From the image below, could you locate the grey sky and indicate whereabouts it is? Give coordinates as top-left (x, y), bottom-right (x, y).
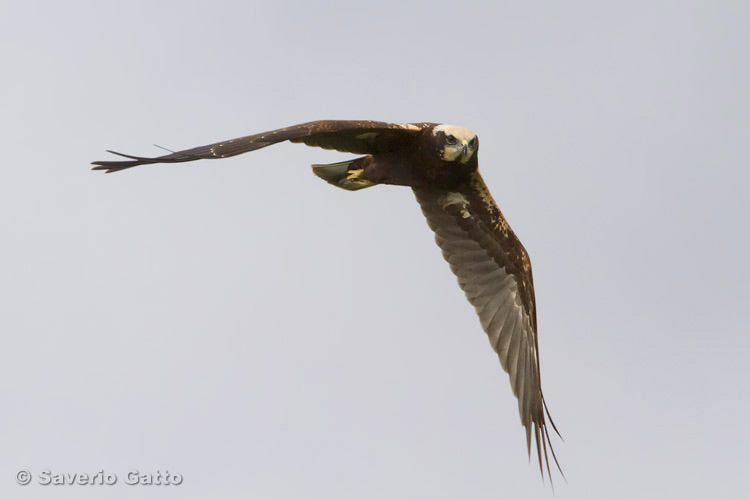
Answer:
top-left (2, 1), bottom-right (749, 499)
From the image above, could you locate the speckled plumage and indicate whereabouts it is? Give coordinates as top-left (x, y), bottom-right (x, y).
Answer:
top-left (92, 120), bottom-right (562, 482)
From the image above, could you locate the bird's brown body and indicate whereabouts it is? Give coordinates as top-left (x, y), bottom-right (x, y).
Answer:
top-left (333, 146), bottom-right (478, 190)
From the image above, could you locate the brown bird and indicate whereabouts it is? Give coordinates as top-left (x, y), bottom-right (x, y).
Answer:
top-left (93, 120), bottom-right (562, 481)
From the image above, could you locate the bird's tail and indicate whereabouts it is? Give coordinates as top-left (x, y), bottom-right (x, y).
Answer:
top-left (311, 159), bottom-right (376, 191)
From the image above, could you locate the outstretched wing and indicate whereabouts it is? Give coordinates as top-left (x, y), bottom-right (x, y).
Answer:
top-left (92, 120), bottom-right (433, 173)
top-left (413, 171), bottom-right (562, 481)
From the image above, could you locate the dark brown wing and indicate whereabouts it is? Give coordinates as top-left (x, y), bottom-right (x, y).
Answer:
top-left (413, 171), bottom-right (562, 481)
top-left (92, 120), bottom-right (434, 173)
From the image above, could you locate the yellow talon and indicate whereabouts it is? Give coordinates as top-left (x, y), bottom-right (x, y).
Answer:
top-left (346, 168), bottom-right (365, 180)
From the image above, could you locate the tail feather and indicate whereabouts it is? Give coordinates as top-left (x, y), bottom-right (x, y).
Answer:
top-left (311, 159), bottom-right (376, 191)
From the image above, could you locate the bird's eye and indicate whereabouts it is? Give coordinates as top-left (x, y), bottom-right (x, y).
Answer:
top-left (446, 134), bottom-right (457, 145)
top-left (469, 137), bottom-right (477, 148)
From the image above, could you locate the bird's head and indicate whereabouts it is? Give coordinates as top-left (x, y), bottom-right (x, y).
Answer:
top-left (432, 124), bottom-right (479, 164)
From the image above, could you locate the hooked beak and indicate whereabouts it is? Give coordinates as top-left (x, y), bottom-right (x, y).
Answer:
top-left (460, 140), bottom-right (471, 163)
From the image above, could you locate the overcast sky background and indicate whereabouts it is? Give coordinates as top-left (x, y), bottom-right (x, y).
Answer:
top-left (2, 1), bottom-right (749, 499)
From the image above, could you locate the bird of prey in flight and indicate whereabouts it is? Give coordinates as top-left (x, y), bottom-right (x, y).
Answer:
top-left (92, 120), bottom-right (562, 481)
